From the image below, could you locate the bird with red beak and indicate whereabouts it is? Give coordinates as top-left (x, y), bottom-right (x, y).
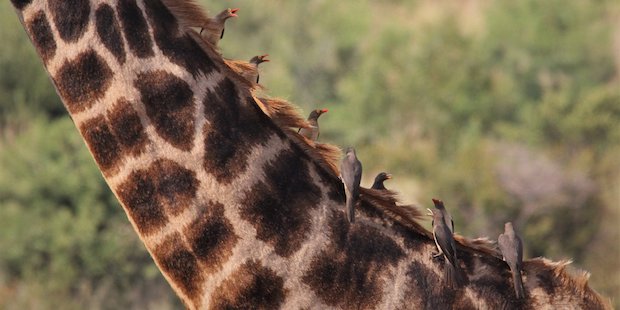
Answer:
top-left (298, 109), bottom-right (328, 141)
top-left (201, 8), bottom-right (239, 46)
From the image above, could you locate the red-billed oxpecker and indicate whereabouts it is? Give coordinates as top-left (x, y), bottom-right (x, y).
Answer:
top-left (428, 198), bottom-right (466, 288)
top-left (201, 8), bottom-right (238, 46)
top-left (498, 222), bottom-right (526, 299)
top-left (340, 147), bottom-right (362, 223)
top-left (298, 109), bottom-right (328, 141)
top-left (371, 172), bottom-right (392, 190)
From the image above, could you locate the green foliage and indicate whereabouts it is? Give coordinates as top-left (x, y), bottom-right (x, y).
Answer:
top-left (0, 118), bottom-right (180, 309)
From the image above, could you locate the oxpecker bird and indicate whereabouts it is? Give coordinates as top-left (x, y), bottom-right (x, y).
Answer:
top-left (428, 198), bottom-right (465, 288)
top-left (298, 109), bottom-right (328, 141)
top-left (201, 8), bottom-right (239, 46)
top-left (248, 54), bottom-right (269, 83)
top-left (340, 147), bottom-right (362, 223)
top-left (498, 222), bottom-right (525, 299)
top-left (371, 172), bottom-right (392, 190)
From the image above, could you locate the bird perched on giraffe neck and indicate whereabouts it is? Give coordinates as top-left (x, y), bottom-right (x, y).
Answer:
top-left (498, 222), bottom-right (526, 299)
top-left (371, 172), bottom-right (392, 190)
top-left (340, 147), bottom-right (362, 223)
top-left (225, 54), bottom-right (269, 85)
top-left (298, 109), bottom-right (328, 141)
top-left (201, 8), bottom-right (238, 46)
top-left (428, 198), bottom-right (466, 288)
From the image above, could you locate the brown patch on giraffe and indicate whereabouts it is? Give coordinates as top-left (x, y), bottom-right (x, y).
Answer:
top-left (392, 221), bottom-right (428, 251)
top-left (10, 0), bottom-right (32, 10)
top-left (202, 78), bottom-right (272, 184)
top-left (117, 0), bottom-right (154, 58)
top-left (116, 159), bottom-right (199, 235)
top-left (185, 201), bottom-right (238, 274)
top-left (27, 11), bottom-right (56, 64)
top-left (143, 0), bottom-right (219, 77)
top-left (303, 210), bottom-right (405, 308)
top-left (95, 4), bottom-right (126, 65)
top-left (403, 260), bottom-right (476, 309)
top-left (315, 161), bottom-right (345, 202)
top-left (153, 233), bottom-right (204, 306)
top-left (54, 50), bottom-right (113, 114)
top-left (240, 149), bottom-right (321, 257)
top-left (134, 70), bottom-right (195, 151)
top-left (80, 116), bottom-right (122, 176)
top-left (48, 0), bottom-right (89, 43)
top-left (106, 98), bottom-right (148, 157)
top-left (209, 260), bottom-right (286, 310)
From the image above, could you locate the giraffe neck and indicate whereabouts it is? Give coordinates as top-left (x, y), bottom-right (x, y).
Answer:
top-left (12, 0), bottom-right (611, 309)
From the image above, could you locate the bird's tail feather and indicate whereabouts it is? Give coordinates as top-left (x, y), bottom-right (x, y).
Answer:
top-left (346, 197), bottom-right (356, 223)
top-left (513, 267), bottom-right (525, 299)
top-left (445, 262), bottom-right (467, 289)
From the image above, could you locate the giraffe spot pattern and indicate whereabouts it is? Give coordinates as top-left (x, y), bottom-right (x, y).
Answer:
top-left (10, 0), bottom-right (32, 10)
top-left (392, 222), bottom-right (428, 251)
top-left (143, 0), bottom-right (219, 77)
top-left (54, 50), bottom-right (113, 114)
top-left (117, 0), bottom-right (154, 58)
top-left (314, 153), bottom-right (345, 203)
top-left (117, 159), bottom-right (199, 235)
top-left (202, 79), bottom-right (272, 184)
top-left (106, 98), bottom-right (148, 157)
top-left (240, 149), bottom-right (321, 257)
top-left (134, 70), bottom-right (195, 151)
top-left (209, 260), bottom-right (286, 310)
top-left (48, 0), bottom-right (89, 43)
top-left (185, 201), bottom-right (238, 274)
top-left (80, 116), bottom-right (122, 176)
top-left (95, 4), bottom-right (126, 65)
top-left (302, 210), bottom-right (405, 309)
top-left (27, 11), bottom-right (56, 64)
top-left (403, 261), bottom-right (475, 309)
top-left (153, 233), bottom-right (204, 306)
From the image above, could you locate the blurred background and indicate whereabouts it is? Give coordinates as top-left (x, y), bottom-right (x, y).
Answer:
top-left (1, 0), bottom-right (618, 308)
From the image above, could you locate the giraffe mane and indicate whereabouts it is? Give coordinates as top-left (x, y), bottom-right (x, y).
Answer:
top-left (158, 1), bottom-right (610, 306)
top-left (161, 0), bottom-right (211, 29)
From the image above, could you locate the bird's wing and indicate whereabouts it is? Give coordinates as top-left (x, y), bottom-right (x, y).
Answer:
top-left (515, 234), bottom-right (524, 263)
top-left (435, 224), bottom-right (458, 266)
top-left (498, 234), bottom-right (518, 264)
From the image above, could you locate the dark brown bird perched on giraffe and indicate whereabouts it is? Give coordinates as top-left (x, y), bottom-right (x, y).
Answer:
top-left (498, 222), bottom-right (526, 299)
top-left (200, 8), bottom-right (238, 46)
top-left (226, 54), bottom-right (270, 84)
top-left (428, 198), bottom-right (467, 288)
top-left (371, 172), bottom-right (392, 190)
top-left (340, 147), bottom-right (362, 223)
top-left (298, 109), bottom-right (328, 141)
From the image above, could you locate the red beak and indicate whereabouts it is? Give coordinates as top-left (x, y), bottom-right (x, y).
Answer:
top-left (260, 54), bottom-right (270, 63)
top-left (230, 8), bottom-right (239, 17)
top-left (320, 109), bottom-right (328, 114)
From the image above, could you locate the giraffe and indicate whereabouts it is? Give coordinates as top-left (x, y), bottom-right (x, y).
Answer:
top-left (10, 0), bottom-right (611, 309)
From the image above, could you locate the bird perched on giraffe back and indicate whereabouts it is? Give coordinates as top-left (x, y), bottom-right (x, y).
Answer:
top-left (498, 222), bottom-right (526, 299)
top-left (298, 109), bottom-right (328, 141)
top-left (371, 172), bottom-right (392, 190)
top-left (200, 8), bottom-right (238, 46)
top-left (428, 198), bottom-right (466, 289)
top-left (340, 147), bottom-right (362, 223)
top-left (226, 54), bottom-right (269, 85)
